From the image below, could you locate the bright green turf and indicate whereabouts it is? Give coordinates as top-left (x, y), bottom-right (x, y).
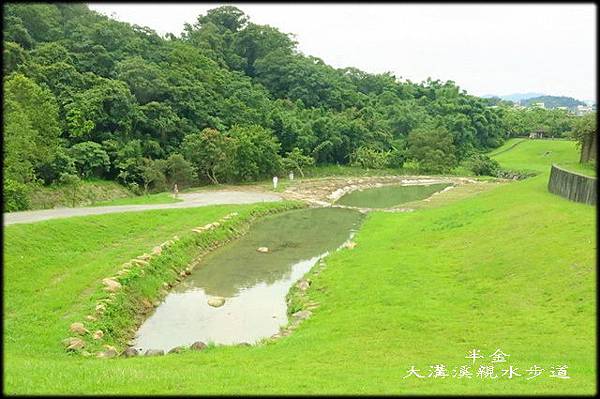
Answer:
top-left (3, 139), bottom-right (595, 394)
top-left (491, 138), bottom-right (580, 173)
top-left (558, 161), bottom-right (597, 177)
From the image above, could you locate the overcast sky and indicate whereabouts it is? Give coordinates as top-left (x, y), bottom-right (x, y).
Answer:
top-left (88, 3), bottom-right (597, 101)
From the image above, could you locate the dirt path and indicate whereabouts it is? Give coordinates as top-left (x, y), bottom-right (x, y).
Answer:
top-left (4, 175), bottom-right (498, 226)
top-left (3, 191), bottom-right (282, 226)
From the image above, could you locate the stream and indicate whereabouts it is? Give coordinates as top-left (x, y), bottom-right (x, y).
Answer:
top-left (336, 183), bottom-right (452, 208)
top-left (133, 207), bottom-right (364, 352)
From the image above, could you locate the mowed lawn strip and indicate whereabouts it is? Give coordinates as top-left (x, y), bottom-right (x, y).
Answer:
top-left (492, 138), bottom-right (580, 173)
top-left (3, 139), bottom-right (595, 394)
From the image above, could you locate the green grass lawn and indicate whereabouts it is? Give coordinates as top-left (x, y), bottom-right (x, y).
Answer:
top-left (91, 192), bottom-right (183, 206)
top-left (3, 139), bottom-right (595, 394)
top-left (492, 138), bottom-right (580, 173)
top-left (558, 161), bottom-right (597, 177)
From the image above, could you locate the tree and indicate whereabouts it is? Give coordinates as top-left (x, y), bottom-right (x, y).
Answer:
top-left (407, 124), bottom-right (458, 173)
top-left (64, 78), bottom-right (137, 141)
top-left (3, 179), bottom-right (31, 212)
top-left (235, 22), bottom-right (297, 76)
top-left (37, 147), bottom-right (77, 184)
top-left (282, 147), bottom-right (314, 178)
top-left (570, 112), bottom-right (597, 163)
top-left (181, 128), bottom-right (233, 184)
top-left (3, 15), bottom-right (34, 49)
top-left (196, 6), bottom-right (248, 32)
top-left (3, 41), bottom-right (28, 74)
top-left (68, 141), bottom-right (110, 178)
top-left (3, 73), bottom-right (61, 182)
top-left (139, 158), bottom-right (167, 194)
top-left (58, 173), bottom-right (82, 207)
top-left (227, 125), bottom-right (282, 182)
top-left (164, 153), bottom-right (196, 189)
top-left (3, 100), bottom-right (37, 183)
top-left (116, 57), bottom-right (168, 104)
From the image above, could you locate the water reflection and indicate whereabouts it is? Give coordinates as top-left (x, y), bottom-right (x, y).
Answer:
top-left (133, 208), bottom-right (363, 352)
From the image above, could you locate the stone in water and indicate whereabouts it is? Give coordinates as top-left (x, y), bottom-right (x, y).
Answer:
top-left (207, 296), bottom-right (226, 307)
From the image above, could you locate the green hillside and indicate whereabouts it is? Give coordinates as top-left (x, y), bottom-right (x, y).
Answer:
top-left (3, 134), bottom-right (595, 395)
top-left (522, 96), bottom-right (587, 109)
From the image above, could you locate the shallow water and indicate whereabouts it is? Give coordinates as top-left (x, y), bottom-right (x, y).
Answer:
top-left (133, 207), bottom-right (363, 352)
top-left (336, 183), bottom-right (452, 208)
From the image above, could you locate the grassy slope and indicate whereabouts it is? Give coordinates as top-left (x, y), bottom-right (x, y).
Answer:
top-left (3, 140), bottom-right (595, 394)
top-left (492, 138), bottom-right (579, 173)
top-left (26, 179), bottom-right (134, 210)
top-left (559, 161), bottom-right (597, 177)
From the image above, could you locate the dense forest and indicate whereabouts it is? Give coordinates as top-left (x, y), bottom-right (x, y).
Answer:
top-left (3, 4), bottom-right (583, 211)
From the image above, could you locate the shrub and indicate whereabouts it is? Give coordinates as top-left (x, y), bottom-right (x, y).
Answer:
top-left (58, 173), bottom-right (81, 207)
top-left (350, 146), bottom-right (390, 169)
top-left (468, 154), bottom-right (501, 176)
top-left (3, 178), bottom-right (30, 212)
top-left (407, 124), bottom-right (458, 174)
top-left (69, 141), bottom-right (110, 178)
top-left (36, 147), bottom-right (77, 184)
top-left (282, 147), bottom-right (314, 177)
top-left (164, 153), bottom-right (196, 189)
top-left (387, 147), bottom-right (406, 168)
top-left (139, 158), bottom-right (167, 194)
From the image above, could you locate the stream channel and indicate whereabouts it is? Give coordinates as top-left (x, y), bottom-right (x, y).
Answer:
top-left (133, 207), bottom-right (364, 352)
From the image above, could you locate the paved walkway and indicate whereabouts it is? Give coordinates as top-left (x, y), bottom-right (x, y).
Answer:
top-left (3, 191), bottom-right (282, 226)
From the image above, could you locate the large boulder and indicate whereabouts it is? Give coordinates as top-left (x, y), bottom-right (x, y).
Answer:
top-left (256, 247), bottom-right (269, 253)
top-left (97, 346), bottom-right (118, 359)
top-left (137, 253), bottom-right (152, 261)
top-left (62, 337), bottom-right (85, 351)
top-left (343, 241), bottom-right (357, 250)
top-left (102, 278), bottom-right (121, 292)
top-left (69, 322), bottom-right (89, 335)
top-left (141, 298), bottom-right (153, 309)
top-left (144, 349), bottom-right (164, 357)
top-left (207, 297), bottom-right (225, 307)
top-left (190, 341), bottom-right (207, 351)
top-left (131, 259), bottom-right (149, 267)
top-left (297, 280), bottom-right (310, 291)
top-left (168, 346), bottom-right (186, 354)
top-left (122, 347), bottom-right (139, 358)
top-left (292, 310), bottom-right (312, 321)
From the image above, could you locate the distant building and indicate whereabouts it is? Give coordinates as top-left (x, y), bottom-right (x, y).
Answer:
top-left (532, 102), bottom-right (545, 109)
top-left (576, 104), bottom-right (594, 116)
top-left (556, 106), bottom-right (568, 111)
top-left (529, 131), bottom-right (544, 139)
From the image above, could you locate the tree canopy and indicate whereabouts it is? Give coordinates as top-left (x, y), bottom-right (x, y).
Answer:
top-left (3, 3), bottom-right (582, 205)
